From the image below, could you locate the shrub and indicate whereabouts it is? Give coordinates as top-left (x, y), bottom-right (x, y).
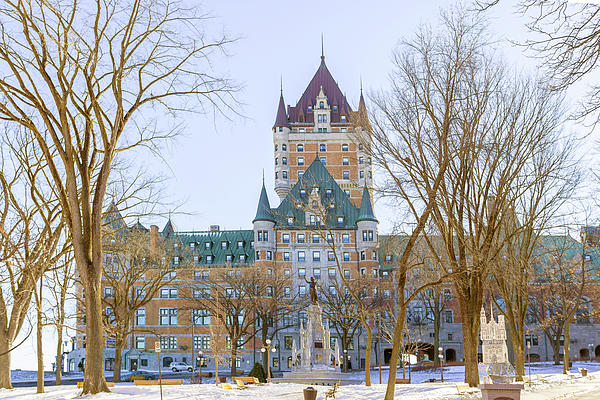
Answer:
top-left (248, 362), bottom-right (266, 383)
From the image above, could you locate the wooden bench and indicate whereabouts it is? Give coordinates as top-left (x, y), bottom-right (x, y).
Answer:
top-left (325, 380), bottom-right (340, 400)
top-left (536, 374), bottom-right (549, 383)
top-left (233, 376), bottom-right (256, 384)
top-left (221, 382), bottom-right (234, 390)
top-left (194, 371), bottom-right (213, 378)
top-left (234, 380), bottom-right (248, 390)
top-left (77, 382), bottom-right (114, 389)
top-left (395, 378), bottom-right (410, 384)
top-left (565, 371), bottom-right (577, 379)
top-left (134, 379), bottom-right (184, 386)
top-left (456, 383), bottom-right (478, 395)
top-left (521, 375), bottom-right (531, 385)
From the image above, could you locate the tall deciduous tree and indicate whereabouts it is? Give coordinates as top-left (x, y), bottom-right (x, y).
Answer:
top-left (0, 0), bottom-right (239, 393)
top-left (362, 4), bottom-right (576, 392)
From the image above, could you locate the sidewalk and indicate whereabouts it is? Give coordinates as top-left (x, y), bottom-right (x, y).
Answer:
top-left (521, 373), bottom-right (600, 400)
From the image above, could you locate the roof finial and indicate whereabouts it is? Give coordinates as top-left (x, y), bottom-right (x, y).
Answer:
top-left (321, 33), bottom-right (324, 59)
top-left (360, 75), bottom-right (363, 93)
top-left (280, 75), bottom-right (283, 94)
top-left (262, 169), bottom-right (265, 185)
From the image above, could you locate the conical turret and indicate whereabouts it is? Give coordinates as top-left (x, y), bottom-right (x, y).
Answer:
top-left (253, 179), bottom-right (275, 223)
top-left (356, 185), bottom-right (377, 223)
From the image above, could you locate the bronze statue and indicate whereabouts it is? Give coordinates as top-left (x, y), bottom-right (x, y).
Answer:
top-left (304, 276), bottom-right (318, 304)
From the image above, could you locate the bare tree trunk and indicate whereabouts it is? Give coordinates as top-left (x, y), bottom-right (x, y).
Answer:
top-left (433, 311), bottom-right (441, 365)
top-left (113, 337), bottom-right (125, 382)
top-left (230, 347), bottom-right (237, 377)
top-left (364, 324), bottom-right (372, 386)
top-left (384, 307), bottom-right (406, 400)
top-left (0, 339), bottom-right (12, 389)
top-left (37, 279), bottom-right (44, 393)
top-left (507, 318), bottom-right (525, 379)
top-left (55, 327), bottom-right (63, 386)
top-left (459, 297), bottom-right (482, 387)
top-left (563, 323), bottom-right (571, 374)
top-left (82, 277), bottom-right (109, 393)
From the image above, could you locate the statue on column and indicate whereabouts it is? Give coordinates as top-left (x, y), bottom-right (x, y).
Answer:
top-left (304, 276), bottom-right (318, 304)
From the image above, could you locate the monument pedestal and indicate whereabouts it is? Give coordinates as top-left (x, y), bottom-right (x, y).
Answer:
top-left (478, 383), bottom-right (524, 400)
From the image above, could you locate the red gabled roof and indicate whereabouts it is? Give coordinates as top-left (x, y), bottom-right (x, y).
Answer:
top-left (273, 92), bottom-right (289, 128)
top-left (287, 56), bottom-right (353, 124)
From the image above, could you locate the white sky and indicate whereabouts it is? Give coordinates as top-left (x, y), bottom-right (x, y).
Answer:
top-left (11, 0), bottom-right (600, 371)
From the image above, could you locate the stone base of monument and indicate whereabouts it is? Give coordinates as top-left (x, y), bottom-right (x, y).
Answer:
top-left (478, 383), bottom-right (524, 400)
top-left (273, 370), bottom-right (361, 385)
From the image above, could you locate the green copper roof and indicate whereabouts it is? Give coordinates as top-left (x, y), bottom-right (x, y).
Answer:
top-left (356, 185), bottom-right (377, 223)
top-left (253, 180), bottom-right (276, 223)
top-left (273, 156), bottom-right (359, 228)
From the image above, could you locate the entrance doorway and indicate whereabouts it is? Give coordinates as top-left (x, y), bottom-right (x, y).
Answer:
top-left (384, 349), bottom-right (392, 365)
top-left (445, 349), bottom-right (456, 362)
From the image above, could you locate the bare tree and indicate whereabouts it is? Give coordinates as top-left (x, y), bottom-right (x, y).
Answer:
top-left (0, 0), bottom-right (239, 393)
top-left (518, 1), bottom-right (600, 122)
top-left (195, 268), bottom-right (262, 377)
top-left (363, 4), bottom-right (576, 391)
top-left (101, 229), bottom-right (175, 382)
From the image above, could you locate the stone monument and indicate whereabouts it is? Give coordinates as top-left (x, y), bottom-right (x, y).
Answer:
top-left (274, 302), bottom-right (358, 385)
top-left (478, 306), bottom-right (523, 400)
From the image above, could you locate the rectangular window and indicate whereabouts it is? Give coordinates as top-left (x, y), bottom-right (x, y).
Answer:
top-left (300, 189), bottom-right (306, 198)
top-left (343, 171), bottom-right (349, 180)
top-left (237, 241), bottom-right (244, 249)
top-left (282, 157), bottom-right (287, 165)
top-left (298, 171), bottom-right (304, 179)
top-left (312, 234), bottom-right (320, 243)
top-left (445, 310), bottom-right (453, 323)
top-left (372, 268), bottom-right (379, 278)
top-left (205, 242), bottom-right (211, 250)
top-left (298, 144), bottom-right (304, 152)
top-left (343, 252), bottom-right (350, 262)
top-left (159, 308), bottom-right (178, 325)
top-left (342, 143), bottom-right (348, 151)
top-left (313, 268), bottom-right (321, 279)
top-left (313, 251), bottom-right (320, 262)
top-left (342, 157), bottom-right (349, 166)
top-left (298, 251), bottom-right (305, 262)
top-left (135, 309), bottom-right (146, 326)
top-left (267, 251), bottom-right (272, 261)
top-left (444, 289), bottom-right (452, 301)
top-left (361, 251), bottom-right (366, 260)
top-left (326, 189), bottom-right (333, 198)
top-left (448, 333), bottom-right (453, 341)
top-left (310, 215), bottom-right (316, 225)
top-left (299, 286), bottom-right (306, 297)
top-left (328, 268), bottom-right (336, 278)
top-left (193, 309), bottom-right (211, 326)
top-left (282, 233), bottom-right (290, 243)
top-left (298, 268), bottom-right (306, 277)
top-left (328, 251), bottom-right (335, 261)
top-left (329, 286), bottom-right (336, 296)
top-left (297, 157), bottom-right (305, 166)
top-left (337, 217), bottom-right (344, 226)
top-left (135, 336), bottom-right (145, 350)
top-left (360, 171), bottom-right (364, 179)
top-left (284, 286), bottom-right (291, 299)
top-left (320, 144), bottom-right (326, 152)
top-left (221, 241), bottom-right (228, 250)
top-left (206, 255), bottom-right (213, 264)
top-left (283, 252), bottom-right (290, 261)
top-left (297, 233), bottom-right (305, 243)
top-left (344, 269), bottom-right (351, 279)
top-left (160, 288), bottom-right (178, 299)
top-left (342, 234), bottom-right (350, 243)
top-left (285, 336), bottom-right (293, 350)
top-left (284, 268), bottom-right (291, 277)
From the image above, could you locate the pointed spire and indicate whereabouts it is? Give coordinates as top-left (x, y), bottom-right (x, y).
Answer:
top-left (273, 87), bottom-right (288, 128)
top-left (320, 34), bottom-right (326, 68)
top-left (253, 179), bottom-right (275, 223)
top-left (356, 185), bottom-right (378, 223)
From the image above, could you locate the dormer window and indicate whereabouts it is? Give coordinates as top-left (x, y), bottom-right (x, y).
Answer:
top-left (319, 101), bottom-right (324, 109)
top-left (205, 242), bottom-right (211, 250)
top-left (190, 242), bottom-right (195, 249)
top-left (221, 241), bottom-right (227, 250)
top-left (326, 189), bottom-right (332, 198)
top-left (333, 105), bottom-right (338, 112)
top-left (341, 115), bottom-right (347, 122)
top-left (330, 204), bottom-right (335, 212)
top-left (308, 105), bottom-right (312, 112)
top-left (300, 189), bottom-right (306, 198)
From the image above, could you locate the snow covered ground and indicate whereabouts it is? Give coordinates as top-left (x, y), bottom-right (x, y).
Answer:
top-left (4, 361), bottom-right (600, 399)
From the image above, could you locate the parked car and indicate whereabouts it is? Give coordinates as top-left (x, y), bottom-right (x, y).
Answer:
top-left (120, 370), bottom-right (155, 382)
top-left (170, 362), bottom-right (193, 372)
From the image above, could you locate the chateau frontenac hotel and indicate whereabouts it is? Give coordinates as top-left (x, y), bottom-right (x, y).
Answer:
top-left (67, 54), bottom-right (600, 374)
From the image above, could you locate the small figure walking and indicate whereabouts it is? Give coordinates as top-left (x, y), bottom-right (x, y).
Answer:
top-left (52, 362), bottom-right (56, 372)
top-left (78, 361), bottom-right (83, 372)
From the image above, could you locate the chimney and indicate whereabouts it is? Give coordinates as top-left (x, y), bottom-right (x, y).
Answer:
top-left (150, 225), bottom-right (158, 251)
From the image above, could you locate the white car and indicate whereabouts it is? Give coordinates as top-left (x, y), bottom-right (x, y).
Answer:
top-left (170, 362), bottom-right (193, 372)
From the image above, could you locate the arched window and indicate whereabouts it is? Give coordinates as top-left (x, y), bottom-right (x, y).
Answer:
top-left (319, 101), bottom-right (324, 109)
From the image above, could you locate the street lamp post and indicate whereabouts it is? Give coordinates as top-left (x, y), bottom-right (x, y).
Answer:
top-left (260, 339), bottom-right (277, 383)
top-left (197, 351), bottom-right (204, 384)
top-left (527, 341), bottom-right (531, 383)
top-left (343, 349), bottom-right (348, 372)
top-left (438, 347), bottom-right (444, 383)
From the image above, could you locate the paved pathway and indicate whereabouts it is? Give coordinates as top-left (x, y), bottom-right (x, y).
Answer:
top-left (521, 376), bottom-right (600, 400)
